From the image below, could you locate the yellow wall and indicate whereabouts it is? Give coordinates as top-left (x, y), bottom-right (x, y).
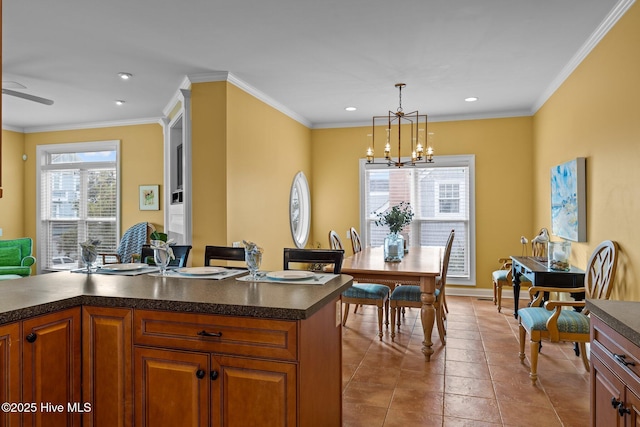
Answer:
top-left (19, 124), bottom-right (164, 261)
top-left (311, 117), bottom-right (534, 288)
top-left (532, 1), bottom-right (640, 301)
top-left (189, 82), bottom-right (312, 270)
top-left (0, 130), bottom-right (26, 238)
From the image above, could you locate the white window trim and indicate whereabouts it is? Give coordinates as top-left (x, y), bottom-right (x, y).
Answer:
top-left (359, 154), bottom-right (476, 286)
top-left (36, 140), bottom-right (121, 274)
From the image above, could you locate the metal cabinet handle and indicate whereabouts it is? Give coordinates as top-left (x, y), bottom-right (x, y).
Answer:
top-left (612, 397), bottom-right (622, 409)
top-left (614, 353), bottom-right (636, 367)
top-left (196, 369), bottom-right (206, 379)
top-left (210, 370), bottom-right (219, 381)
top-left (25, 333), bottom-right (37, 343)
top-left (197, 330), bottom-right (223, 338)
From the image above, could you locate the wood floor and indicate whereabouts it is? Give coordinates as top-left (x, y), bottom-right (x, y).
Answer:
top-left (341, 295), bottom-right (590, 426)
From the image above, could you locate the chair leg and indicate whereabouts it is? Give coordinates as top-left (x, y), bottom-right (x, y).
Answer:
top-left (493, 279), bottom-right (497, 305)
top-left (435, 304), bottom-right (446, 345)
top-left (376, 304), bottom-right (384, 341)
top-left (384, 299), bottom-right (390, 328)
top-left (390, 306), bottom-right (397, 341)
top-left (579, 342), bottom-right (590, 372)
top-left (529, 339), bottom-right (539, 384)
top-left (518, 324), bottom-right (526, 362)
top-left (342, 303), bottom-right (350, 326)
top-left (496, 281), bottom-right (503, 313)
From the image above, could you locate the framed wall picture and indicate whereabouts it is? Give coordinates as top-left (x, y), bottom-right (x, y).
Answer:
top-left (139, 185), bottom-right (160, 211)
top-left (551, 157), bottom-right (586, 242)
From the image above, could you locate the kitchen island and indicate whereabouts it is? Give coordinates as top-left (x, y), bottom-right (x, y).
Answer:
top-left (0, 270), bottom-right (353, 427)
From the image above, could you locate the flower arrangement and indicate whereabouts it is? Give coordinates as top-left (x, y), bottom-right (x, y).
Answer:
top-left (375, 202), bottom-right (414, 234)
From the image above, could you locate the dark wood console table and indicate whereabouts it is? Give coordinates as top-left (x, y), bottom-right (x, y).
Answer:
top-left (510, 256), bottom-right (585, 319)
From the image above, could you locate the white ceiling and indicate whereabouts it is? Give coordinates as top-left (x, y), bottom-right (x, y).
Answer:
top-left (1, 0), bottom-right (632, 132)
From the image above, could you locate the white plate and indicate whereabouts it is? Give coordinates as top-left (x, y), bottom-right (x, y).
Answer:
top-left (100, 263), bottom-right (148, 272)
top-left (177, 267), bottom-right (226, 276)
top-left (266, 270), bottom-right (315, 280)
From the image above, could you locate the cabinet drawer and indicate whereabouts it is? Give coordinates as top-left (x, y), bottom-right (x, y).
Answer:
top-left (134, 310), bottom-right (297, 360)
top-left (592, 316), bottom-right (640, 392)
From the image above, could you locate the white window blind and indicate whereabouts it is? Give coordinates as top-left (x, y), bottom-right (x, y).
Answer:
top-left (360, 155), bottom-right (476, 285)
top-left (37, 142), bottom-right (120, 271)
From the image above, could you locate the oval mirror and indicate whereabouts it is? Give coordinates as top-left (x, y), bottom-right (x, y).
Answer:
top-left (289, 171), bottom-right (311, 248)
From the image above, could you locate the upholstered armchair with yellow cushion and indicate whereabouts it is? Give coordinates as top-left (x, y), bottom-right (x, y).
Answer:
top-left (0, 237), bottom-right (36, 277)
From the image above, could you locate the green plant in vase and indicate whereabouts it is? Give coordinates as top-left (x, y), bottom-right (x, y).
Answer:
top-left (375, 202), bottom-right (414, 262)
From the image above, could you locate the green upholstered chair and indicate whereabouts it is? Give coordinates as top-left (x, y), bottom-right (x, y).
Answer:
top-left (518, 240), bottom-right (619, 384)
top-left (0, 237), bottom-right (36, 277)
top-left (329, 230), bottom-right (390, 341)
top-left (390, 229), bottom-right (454, 344)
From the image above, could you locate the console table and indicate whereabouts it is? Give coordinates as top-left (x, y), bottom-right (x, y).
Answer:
top-left (510, 256), bottom-right (585, 319)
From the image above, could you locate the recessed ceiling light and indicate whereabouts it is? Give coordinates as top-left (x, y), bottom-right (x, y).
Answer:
top-left (345, 106), bottom-right (357, 111)
top-left (465, 97), bottom-right (479, 102)
top-left (118, 72), bottom-right (133, 80)
top-left (115, 100), bottom-right (125, 106)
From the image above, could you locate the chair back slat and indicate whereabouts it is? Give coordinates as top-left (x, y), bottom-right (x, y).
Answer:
top-left (585, 240), bottom-right (619, 300)
top-left (328, 231), bottom-right (344, 251)
top-left (350, 227), bottom-right (362, 253)
top-left (283, 248), bottom-right (344, 274)
top-left (204, 246), bottom-right (246, 266)
top-left (439, 229), bottom-right (455, 287)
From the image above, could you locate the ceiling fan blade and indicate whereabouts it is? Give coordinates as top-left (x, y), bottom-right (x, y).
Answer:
top-left (2, 88), bottom-right (54, 105)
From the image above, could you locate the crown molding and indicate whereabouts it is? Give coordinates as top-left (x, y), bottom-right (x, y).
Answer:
top-left (1, 124), bottom-right (26, 133)
top-left (161, 72), bottom-right (312, 128)
top-left (313, 110), bottom-right (532, 129)
top-left (19, 117), bottom-right (163, 134)
top-left (532, 0), bottom-right (636, 114)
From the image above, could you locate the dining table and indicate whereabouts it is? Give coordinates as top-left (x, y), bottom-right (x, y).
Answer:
top-left (341, 246), bottom-right (443, 361)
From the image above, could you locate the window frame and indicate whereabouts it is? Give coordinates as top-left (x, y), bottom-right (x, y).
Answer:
top-left (359, 154), bottom-right (476, 286)
top-left (36, 140), bottom-right (121, 273)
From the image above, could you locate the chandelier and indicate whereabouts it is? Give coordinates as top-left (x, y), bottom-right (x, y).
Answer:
top-left (366, 83), bottom-right (433, 167)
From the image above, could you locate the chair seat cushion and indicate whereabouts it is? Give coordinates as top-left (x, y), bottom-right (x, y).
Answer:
top-left (390, 285), bottom-right (440, 302)
top-left (342, 283), bottom-right (389, 299)
top-left (518, 307), bottom-right (590, 334)
top-left (0, 246), bottom-right (22, 266)
top-left (492, 269), bottom-right (530, 282)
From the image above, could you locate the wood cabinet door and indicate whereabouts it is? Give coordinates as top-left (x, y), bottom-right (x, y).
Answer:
top-left (22, 307), bottom-right (82, 427)
top-left (625, 387), bottom-right (640, 427)
top-left (82, 306), bottom-right (133, 427)
top-left (591, 354), bottom-right (625, 427)
top-left (211, 355), bottom-right (296, 427)
top-left (0, 322), bottom-right (21, 426)
top-left (134, 347), bottom-right (210, 427)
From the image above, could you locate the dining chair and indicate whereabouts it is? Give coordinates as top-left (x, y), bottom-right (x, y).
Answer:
top-left (99, 222), bottom-right (155, 264)
top-left (141, 244), bottom-right (192, 268)
top-left (518, 240), bottom-right (619, 384)
top-left (283, 248), bottom-right (344, 274)
top-left (329, 230), bottom-right (390, 341)
top-left (204, 245), bottom-right (246, 267)
top-left (492, 231), bottom-right (547, 313)
top-left (390, 229), bottom-right (454, 344)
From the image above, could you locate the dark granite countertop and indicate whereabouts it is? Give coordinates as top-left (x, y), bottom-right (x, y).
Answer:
top-left (0, 271), bottom-right (353, 325)
top-left (587, 299), bottom-right (640, 347)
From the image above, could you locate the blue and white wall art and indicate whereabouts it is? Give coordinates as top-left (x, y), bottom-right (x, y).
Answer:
top-left (551, 157), bottom-right (586, 242)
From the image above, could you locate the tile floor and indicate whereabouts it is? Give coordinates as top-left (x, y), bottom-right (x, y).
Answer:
top-left (341, 296), bottom-right (591, 427)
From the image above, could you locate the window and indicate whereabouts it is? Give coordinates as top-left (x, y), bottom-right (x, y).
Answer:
top-left (37, 141), bottom-right (120, 272)
top-left (360, 155), bottom-right (476, 285)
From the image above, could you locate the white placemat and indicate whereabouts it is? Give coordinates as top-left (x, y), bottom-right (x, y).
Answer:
top-left (236, 272), bottom-right (337, 285)
top-left (149, 268), bottom-right (246, 280)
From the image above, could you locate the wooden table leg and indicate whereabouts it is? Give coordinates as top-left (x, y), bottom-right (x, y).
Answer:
top-left (420, 276), bottom-right (437, 361)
